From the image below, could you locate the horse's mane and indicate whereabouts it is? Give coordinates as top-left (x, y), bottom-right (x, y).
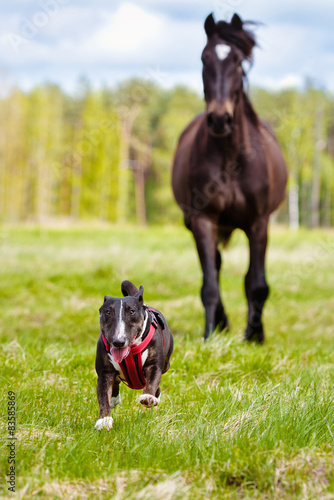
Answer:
top-left (242, 91), bottom-right (259, 128)
top-left (216, 18), bottom-right (259, 127)
top-left (216, 20), bottom-right (257, 61)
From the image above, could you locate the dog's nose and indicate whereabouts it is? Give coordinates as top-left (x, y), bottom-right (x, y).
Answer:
top-left (112, 339), bottom-right (126, 348)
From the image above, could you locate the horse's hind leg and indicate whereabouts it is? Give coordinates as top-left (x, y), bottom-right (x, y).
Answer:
top-left (244, 217), bottom-right (270, 343)
top-left (191, 216), bottom-right (227, 340)
top-left (215, 248), bottom-right (229, 331)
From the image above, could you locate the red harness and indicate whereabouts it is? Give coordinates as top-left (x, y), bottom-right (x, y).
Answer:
top-left (101, 308), bottom-right (165, 390)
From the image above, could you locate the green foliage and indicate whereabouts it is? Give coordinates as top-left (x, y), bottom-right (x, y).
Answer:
top-left (251, 86), bottom-right (334, 226)
top-left (1, 80), bottom-right (334, 226)
top-left (0, 225), bottom-right (333, 498)
top-left (147, 86), bottom-right (203, 224)
top-left (0, 86), bottom-right (121, 223)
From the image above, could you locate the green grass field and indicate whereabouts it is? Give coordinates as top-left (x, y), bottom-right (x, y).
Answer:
top-left (1, 224), bottom-right (334, 499)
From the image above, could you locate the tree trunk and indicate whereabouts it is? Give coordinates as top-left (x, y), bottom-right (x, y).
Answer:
top-left (324, 180), bottom-right (331, 227)
top-left (116, 106), bottom-right (139, 224)
top-left (289, 182), bottom-right (299, 230)
top-left (311, 108), bottom-right (324, 228)
top-left (70, 122), bottom-right (83, 219)
top-left (133, 161), bottom-right (147, 226)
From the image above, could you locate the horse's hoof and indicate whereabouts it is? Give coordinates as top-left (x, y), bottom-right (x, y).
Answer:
top-left (203, 316), bottom-right (230, 341)
top-left (244, 328), bottom-right (265, 344)
top-left (220, 316), bottom-right (230, 333)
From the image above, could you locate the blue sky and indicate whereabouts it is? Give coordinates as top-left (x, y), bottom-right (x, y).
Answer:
top-left (0, 0), bottom-right (333, 94)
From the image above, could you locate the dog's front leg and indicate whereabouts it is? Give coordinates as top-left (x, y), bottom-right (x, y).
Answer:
top-left (95, 372), bottom-right (116, 431)
top-left (110, 378), bottom-right (121, 408)
top-left (139, 365), bottom-right (162, 408)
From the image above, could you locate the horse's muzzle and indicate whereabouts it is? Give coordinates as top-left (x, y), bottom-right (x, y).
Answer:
top-left (207, 111), bottom-right (233, 137)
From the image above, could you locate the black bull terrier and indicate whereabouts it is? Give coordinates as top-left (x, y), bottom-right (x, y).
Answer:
top-left (95, 280), bottom-right (174, 431)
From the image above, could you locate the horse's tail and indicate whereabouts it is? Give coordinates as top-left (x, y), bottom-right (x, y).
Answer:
top-left (186, 219), bottom-right (233, 247)
top-left (219, 229), bottom-right (233, 248)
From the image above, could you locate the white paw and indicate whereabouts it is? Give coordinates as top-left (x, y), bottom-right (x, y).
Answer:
top-left (110, 394), bottom-right (121, 408)
top-left (139, 394), bottom-right (160, 408)
top-left (95, 416), bottom-right (114, 431)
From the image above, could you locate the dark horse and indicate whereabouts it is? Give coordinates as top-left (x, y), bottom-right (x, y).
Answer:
top-left (172, 13), bottom-right (288, 342)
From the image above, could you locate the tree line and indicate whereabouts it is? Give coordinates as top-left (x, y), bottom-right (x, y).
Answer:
top-left (1, 79), bottom-right (333, 227)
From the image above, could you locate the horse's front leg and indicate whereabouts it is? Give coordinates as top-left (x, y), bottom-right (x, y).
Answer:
top-left (244, 217), bottom-right (270, 343)
top-left (191, 216), bottom-right (226, 340)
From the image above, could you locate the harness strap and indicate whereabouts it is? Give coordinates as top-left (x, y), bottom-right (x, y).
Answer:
top-left (120, 351), bottom-right (145, 389)
top-left (120, 322), bottom-right (157, 389)
top-left (147, 307), bottom-right (165, 349)
top-left (131, 321), bottom-right (156, 355)
top-left (102, 332), bottom-right (109, 352)
top-left (101, 307), bottom-right (166, 390)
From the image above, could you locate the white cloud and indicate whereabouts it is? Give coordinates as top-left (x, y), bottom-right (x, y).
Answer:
top-left (92, 3), bottom-right (164, 58)
top-left (249, 21), bottom-right (333, 90)
top-left (80, 2), bottom-right (205, 69)
top-left (0, 0), bottom-right (334, 92)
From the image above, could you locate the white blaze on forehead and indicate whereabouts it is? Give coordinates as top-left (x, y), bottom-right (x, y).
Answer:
top-left (116, 299), bottom-right (125, 340)
top-left (215, 44), bottom-right (231, 60)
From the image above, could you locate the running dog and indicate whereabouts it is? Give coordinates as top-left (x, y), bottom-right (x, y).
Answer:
top-left (95, 280), bottom-right (174, 431)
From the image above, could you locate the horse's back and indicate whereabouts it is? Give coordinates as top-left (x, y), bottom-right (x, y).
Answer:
top-left (258, 120), bottom-right (288, 212)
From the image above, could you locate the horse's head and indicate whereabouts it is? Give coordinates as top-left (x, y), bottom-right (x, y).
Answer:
top-left (202, 13), bottom-right (256, 137)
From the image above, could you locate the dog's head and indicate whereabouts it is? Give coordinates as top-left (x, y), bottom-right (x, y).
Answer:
top-left (99, 281), bottom-right (146, 363)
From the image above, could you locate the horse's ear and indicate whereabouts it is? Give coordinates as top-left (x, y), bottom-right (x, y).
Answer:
top-left (121, 280), bottom-right (138, 297)
top-left (204, 13), bottom-right (216, 37)
top-left (231, 13), bottom-right (243, 31)
top-left (135, 285), bottom-right (144, 306)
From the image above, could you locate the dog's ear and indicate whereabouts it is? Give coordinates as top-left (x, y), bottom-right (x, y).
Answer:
top-left (121, 280), bottom-right (139, 297)
top-left (135, 285), bottom-right (144, 306)
top-left (104, 295), bottom-right (112, 303)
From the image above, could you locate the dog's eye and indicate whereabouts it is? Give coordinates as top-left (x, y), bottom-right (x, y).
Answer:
top-left (105, 310), bottom-right (111, 316)
top-left (129, 310), bottom-right (135, 315)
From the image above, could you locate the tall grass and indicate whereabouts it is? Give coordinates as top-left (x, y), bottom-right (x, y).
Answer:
top-left (0, 225), bottom-right (333, 499)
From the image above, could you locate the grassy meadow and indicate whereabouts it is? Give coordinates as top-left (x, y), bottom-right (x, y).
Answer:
top-left (0, 224), bottom-right (334, 499)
